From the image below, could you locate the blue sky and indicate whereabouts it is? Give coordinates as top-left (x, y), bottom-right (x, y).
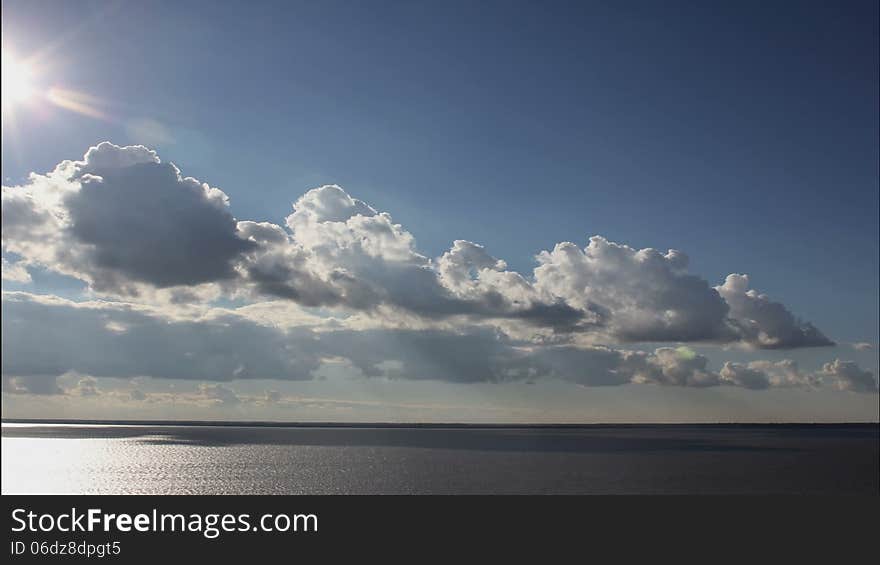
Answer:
top-left (1, 0), bottom-right (877, 421)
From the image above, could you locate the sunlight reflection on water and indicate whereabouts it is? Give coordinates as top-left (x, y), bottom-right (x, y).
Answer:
top-left (2, 425), bottom-right (877, 494)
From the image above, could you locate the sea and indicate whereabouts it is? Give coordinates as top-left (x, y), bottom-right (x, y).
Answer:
top-left (2, 423), bottom-right (877, 494)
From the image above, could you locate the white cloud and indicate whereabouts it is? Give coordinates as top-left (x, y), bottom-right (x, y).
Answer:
top-left (642, 347), bottom-right (721, 387)
top-left (2, 143), bottom-right (835, 352)
top-left (534, 237), bottom-right (733, 343)
top-left (716, 274), bottom-right (833, 349)
top-left (241, 184), bottom-right (587, 329)
top-left (1, 258), bottom-right (31, 283)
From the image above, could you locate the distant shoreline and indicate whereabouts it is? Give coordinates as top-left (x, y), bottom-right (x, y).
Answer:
top-left (2, 418), bottom-right (877, 429)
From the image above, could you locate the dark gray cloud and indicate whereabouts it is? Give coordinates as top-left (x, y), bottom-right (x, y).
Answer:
top-left (820, 359), bottom-right (878, 393)
top-left (313, 327), bottom-right (522, 383)
top-left (1, 292), bottom-right (319, 382)
top-left (2, 374), bottom-right (64, 395)
top-left (5, 292), bottom-right (864, 398)
top-left (67, 160), bottom-right (254, 289)
top-left (2, 142), bottom-right (253, 295)
top-left (527, 345), bottom-right (642, 386)
top-left (719, 362), bottom-right (771, 390)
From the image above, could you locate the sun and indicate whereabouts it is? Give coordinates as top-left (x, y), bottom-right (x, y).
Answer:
top-left (2, 50), bottom-right (35, 113)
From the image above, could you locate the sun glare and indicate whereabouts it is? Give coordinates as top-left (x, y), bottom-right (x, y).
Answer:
top-left (2, 50), bottom-right (34, 113)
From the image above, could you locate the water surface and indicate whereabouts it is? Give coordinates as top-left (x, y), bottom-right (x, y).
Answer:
top-left (2, 423), bottom-right (877, 494)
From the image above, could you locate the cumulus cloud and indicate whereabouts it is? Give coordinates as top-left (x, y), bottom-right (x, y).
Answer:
top-left (534, 237), bottom-right (733, 343)
top-left (719, 362), bottom-right (771, 390)
top-left (239, 185), bottom-right (588, 330)
top-left (2, 142), bottom-right (253, 295)
top-left (640, 347), bottom-right (721, 387)
top-left (716, 275), bottom-right (833, 349)
top-left (820, 360), bottom-right (878, 393)
top-left (2, 143), bottom-right (834, 351)
top-left (746, 359), bottom-right (819, 388)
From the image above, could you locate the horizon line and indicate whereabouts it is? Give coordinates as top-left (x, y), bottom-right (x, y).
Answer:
top-left (2, 418), bottom-right (878, 429)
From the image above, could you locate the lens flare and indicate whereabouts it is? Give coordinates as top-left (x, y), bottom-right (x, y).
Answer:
top-left (46, 87), bottom-right (108, 120)
top-left (1, 50), bottom-right (34, 113)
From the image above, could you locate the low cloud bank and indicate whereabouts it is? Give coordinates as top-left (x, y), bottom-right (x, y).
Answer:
top-left (2, 292), bottom-right (873, 395)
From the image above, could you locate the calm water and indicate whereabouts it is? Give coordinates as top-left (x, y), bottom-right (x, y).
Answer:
top-left (2, 424), bottom-right (877, 494)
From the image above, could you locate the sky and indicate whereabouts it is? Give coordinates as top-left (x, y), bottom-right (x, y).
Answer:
top-left (1, 0), bottom-right (877, 422)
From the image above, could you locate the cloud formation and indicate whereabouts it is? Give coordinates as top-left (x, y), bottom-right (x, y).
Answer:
top-left (1, 258), bottom-right (31, 283)
top-left (2, 143), bottom-right (835, 354)
top-left (716, 275), bottom-right (834, 348)
top-left (2, 142), bottom-right (253, 295)
top-left (820, 359), bottom-right (878, 393)
top-left (3, 291), bottom-right (872, 395)
top-left (240, 185), bottom-right (587, 330)
top-left (1, 291), bottom-right (320, 382)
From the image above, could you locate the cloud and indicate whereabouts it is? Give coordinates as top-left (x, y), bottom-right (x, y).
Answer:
top-left (314, 328), bottom-right (507, 382)
top-left (716, 274), bottom-right (834, 349)
top-left (745, 359), bottom-right (819, 388)
top-left (264, 390), bottom-right (282, 403)
top-left (2, 142), bottom-right (253, 295)
top-left (73, 376), bottom-right (100, 397)
top-left (820, 359), bottom-right (878, 393)
top-left (534, 237), bottom-right (733, 343)
top-left (2, 143), bottom-right (833, 350)
top-left (198, 383), bottom-right (240, 405)
top-left (240, 185), bottom-right (588, 329)
top-left (3, 291), bottom-right (872, 399)
top-left (0, 291), bottom-right (693, 389)
top-left (527, 345), bottom-right (645, 386)
top-left (1, 291), bottom-right (320, 383)
top-left (719, 362), bottom-right (771, 390)
top-left (640, 347), bottom-right (721, 387)
top-left (1, 258), bottom-right (31, 283)
top-left (852, 342), bottom-right (874, 351)
top-left (2, 374), bottom-right (63, 395)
